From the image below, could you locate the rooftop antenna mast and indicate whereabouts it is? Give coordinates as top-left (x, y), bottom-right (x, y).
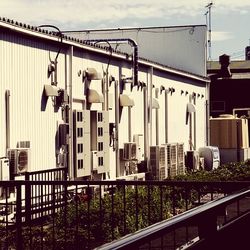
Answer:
top-left (205, 2), bottom-right (213, 61)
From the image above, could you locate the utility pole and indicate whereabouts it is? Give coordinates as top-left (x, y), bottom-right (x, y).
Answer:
top-left (205, 2), bottom-right (213, 61)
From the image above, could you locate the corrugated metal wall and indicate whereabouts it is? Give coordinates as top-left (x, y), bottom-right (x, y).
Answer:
top-left (0, 25), bottom-right (207, 178)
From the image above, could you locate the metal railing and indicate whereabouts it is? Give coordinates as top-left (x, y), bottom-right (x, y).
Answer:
top-left (0, 180), bottom-right (249, 249)
top-left (97, 186), bottom-right (250, 250)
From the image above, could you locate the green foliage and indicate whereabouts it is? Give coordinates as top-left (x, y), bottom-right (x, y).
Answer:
top-left (55, 186), bottom-right (172, 246)
top-left (173, 160), bottom-right (250, 182)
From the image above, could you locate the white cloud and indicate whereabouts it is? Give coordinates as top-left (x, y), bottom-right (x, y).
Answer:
top-left (0, 0), bottom-right (250, 29)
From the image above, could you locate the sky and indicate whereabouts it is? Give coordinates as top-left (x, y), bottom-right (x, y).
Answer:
top-left (1, 0), bottom-right (250, 60)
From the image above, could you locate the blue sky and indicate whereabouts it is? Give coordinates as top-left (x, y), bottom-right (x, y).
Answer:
top-left (1, 0), bottom-right (250, 60)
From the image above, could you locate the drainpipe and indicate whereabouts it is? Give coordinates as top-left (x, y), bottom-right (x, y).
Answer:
top-left (206, 81), bottom-right (210, 146)
top-left (143, 84), bottom-right (149, 168)
top-left (155, 88), bottom-right (159, 145)
top-left (128, 106), bottom-right (132, 142)
top-left (148, 67), bottom-right (153, 146)
top-left (193, 94), bottom-right (197, 150)
top-left (68, 46), bottom-right (74, 180)
top-left (114, 80), bottom-right (120, 177)
top-left (5, 90), bottom-right (10, 153)
top-left (165, 90), bottom-right (169, 143)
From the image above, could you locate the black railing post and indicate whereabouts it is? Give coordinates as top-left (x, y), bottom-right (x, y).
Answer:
top-left (16, 183), bottom-right (23, 250)
top-left (198, 213), bottom-right (217, 240)
top-left (25, 175), bottom-right (31, 224)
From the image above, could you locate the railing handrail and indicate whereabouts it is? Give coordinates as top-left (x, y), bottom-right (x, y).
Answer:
top-left (0, 179), bottom-right (250, 188)
top-left (95, 187), bottom-right (250, 249)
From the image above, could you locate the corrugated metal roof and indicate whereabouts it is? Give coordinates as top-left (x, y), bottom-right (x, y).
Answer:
top-left (0, 17), bottom-right (209, 83)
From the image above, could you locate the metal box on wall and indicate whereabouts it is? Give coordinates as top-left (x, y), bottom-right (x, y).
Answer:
top-left (73, 110), bottom-right (91, 178)
top-left (90, 111), bottom-right (110, 174)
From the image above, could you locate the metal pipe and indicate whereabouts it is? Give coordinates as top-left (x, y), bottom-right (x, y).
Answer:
top-left (155, 89), bottom-right (159, 145)
top-left (68, 46), bottom-right (74, 180)
top-left (165, 91), bottom-right (169, 143)
top-left (85, 38), bottom-right (138, 87)
top-left (193, 97), bottom-right (197, 150)
top-left (143, 85), bottom-right (149, 167)
top-left (233, 108), bottom-right (250, 116)
top-left (102, 77), bottom-right (106, 111)
top-left (5, 90), bottom-right (10, 152)
top-left (206, 81), bottom-right (210, 146)
top-left (128, 106), bottom-right (132, 142)
top-left (114, 80), bottom-right (120, 177)
top-left (148, 67), bottom-right (153, 146)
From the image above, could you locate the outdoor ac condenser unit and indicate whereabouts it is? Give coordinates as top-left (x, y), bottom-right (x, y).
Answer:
top-left (123, 143), bottom-right (137, 160)
top-left (8, 148), bottom-right (30, 174)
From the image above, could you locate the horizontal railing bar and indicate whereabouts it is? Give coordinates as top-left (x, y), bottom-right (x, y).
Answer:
top-left (95, 188), bottom-right (250, 250)
top-left (0, 180), bottom-right (250, 186)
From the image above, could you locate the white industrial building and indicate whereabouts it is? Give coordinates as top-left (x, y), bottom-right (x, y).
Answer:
top-left (0, 18), bottom-right (209, 181)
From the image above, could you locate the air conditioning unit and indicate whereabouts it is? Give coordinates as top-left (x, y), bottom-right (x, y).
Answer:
top-left (177, 143), bottom-right (185, 175)
top-left (185, 151), bottom-right (200, 172)
top-left (150, 146), bottom-right (166, 180)
top-left (163, 143), bottom-right (178, 178)
top-left (8, 148), bottom-right (30, 174)
top-left (123, 143), bottom-right (137, 160)
top-left (198, 146), bottom-right (220, 171)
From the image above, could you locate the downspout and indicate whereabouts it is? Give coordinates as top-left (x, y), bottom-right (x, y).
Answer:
top-left (193, 94), bottom-right (197, 150)
top-left (143, 84), bottom-right (149, 168)
top-left (206, 81), bottom-right (210, 146)
top-left (128, 106), bottom-right (132, 142)
top-left (68, 46), bottom-right (74, 179)
top-left (114, 80), bottom-right (120, 177)
top-left (165, 90), bottom-right (169, 143)
top-left (5, 90), bottom-right (10, 153)
top-left (155, 88), bottom-right (159, 145)
top-left (148, 67), bottom-right (153, 146)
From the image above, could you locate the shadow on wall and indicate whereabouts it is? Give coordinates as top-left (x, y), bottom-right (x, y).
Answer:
top-left (41, 88), bottom-right (48, 111)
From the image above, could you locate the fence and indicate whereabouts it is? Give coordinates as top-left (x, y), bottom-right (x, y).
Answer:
top-left (0, 179), bottom-right (249, 250)
top-left (98, 186), bottom-right (250, 250)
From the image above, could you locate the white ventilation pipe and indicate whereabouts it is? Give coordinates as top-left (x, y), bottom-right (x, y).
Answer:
top-left (68, 46), bottom-right (74, 179)
top-left (5, 90), bottom-right (10, 152)
top-left (114, 80), bottom-right (120, 177)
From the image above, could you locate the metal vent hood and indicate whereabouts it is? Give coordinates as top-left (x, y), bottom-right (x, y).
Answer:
top-left (87, 89), bottom-right (104, 103)
top-left (119, 94), bottom-right (135, 107)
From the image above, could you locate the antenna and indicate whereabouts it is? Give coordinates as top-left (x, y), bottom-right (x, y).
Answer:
top-left (205, 2), bottom-right (213, 61)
